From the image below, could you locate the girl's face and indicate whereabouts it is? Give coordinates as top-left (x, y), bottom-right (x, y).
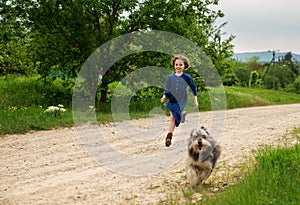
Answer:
top-left (174, 59), bottom-right (185, 73)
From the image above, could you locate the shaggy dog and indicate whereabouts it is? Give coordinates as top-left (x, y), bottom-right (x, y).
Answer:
top-left (186, 126), bottom-right (221, 187)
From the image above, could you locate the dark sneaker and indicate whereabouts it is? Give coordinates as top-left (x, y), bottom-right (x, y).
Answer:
top-left (165, 133), bottom-right (172, 147)
top-left (182, 111), bottom-right (187, 123)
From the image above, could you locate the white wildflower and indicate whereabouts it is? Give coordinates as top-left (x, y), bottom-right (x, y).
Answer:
top-left (44, 105), bottom-right (66, 117)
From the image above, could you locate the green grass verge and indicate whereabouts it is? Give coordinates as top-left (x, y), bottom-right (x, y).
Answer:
top-left (1, 87), bottom-right (300, 136)
top-left (0, 106), bottom-right (73, 136)
top-left (197, 86), bottom-right (300, 111)
top-left (203, 129), bottom-right (300, 205)
top-left (225, 86), bottom-right (300, 108)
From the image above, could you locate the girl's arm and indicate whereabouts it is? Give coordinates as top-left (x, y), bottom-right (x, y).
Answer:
top-left (193, 95), bottom-right (198, 109)
top-left (182, 73), bottom-right (197, 96)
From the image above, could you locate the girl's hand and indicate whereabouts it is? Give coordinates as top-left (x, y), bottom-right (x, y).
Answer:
top-left (194, 102), bottom-right (198, 109)
top-left (193, 96), bottom-right (198, 109)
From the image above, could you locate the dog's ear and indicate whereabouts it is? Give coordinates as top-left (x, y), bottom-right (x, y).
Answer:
top-left (190, 129), bottom-right (199, 138)
top-left (195, 127), bottom-right (208, 139)
top-left (201, 126), bottom-right (209, 135)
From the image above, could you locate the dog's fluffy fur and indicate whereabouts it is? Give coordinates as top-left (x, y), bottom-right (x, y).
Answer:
top-left (186, 126), bottom-right (221, 187)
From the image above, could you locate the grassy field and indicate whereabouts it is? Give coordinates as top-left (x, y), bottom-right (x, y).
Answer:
top-left (225, 86), bottom-right (300, 108)
top-left (0, 105), bottom-right (74, 135)
top-left (1, 86), bottom-right (300, 136)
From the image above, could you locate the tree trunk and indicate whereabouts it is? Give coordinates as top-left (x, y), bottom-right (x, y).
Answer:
top-left (100, 81), bottom-right (108, 103)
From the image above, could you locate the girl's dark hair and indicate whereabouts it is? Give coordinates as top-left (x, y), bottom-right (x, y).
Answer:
top-left (171, 55), bottom-right (189, 69)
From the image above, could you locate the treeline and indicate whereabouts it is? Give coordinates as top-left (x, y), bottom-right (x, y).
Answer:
top-left (0, 1), bottom-right (299, 109)
top-left (228, 53), bottom-right (300, 93)
top-left (0, 0), bottom-right (234, 108)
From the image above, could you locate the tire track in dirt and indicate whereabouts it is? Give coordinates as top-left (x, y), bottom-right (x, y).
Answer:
top-left (1, 104), bottom-right (300, 204)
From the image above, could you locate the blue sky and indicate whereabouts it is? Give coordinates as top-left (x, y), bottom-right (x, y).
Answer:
top-left (216, 0), bottom-right (300, 54)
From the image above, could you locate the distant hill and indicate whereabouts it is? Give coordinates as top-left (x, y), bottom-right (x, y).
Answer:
top-left (233, 51), bottom-right (300, 63)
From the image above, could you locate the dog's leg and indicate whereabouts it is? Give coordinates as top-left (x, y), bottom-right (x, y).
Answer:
top-left (186, 166), bottom-right (198, 187)
top-left (212, 144), bottom-right (221, 168)
top-left (197, 168), bottom-right (212, 185)
top-left (202, 168), bottom-right (213, 182)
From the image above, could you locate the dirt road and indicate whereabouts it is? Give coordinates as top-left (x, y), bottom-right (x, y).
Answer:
top-left (1, 104), bottom-right (300, 204)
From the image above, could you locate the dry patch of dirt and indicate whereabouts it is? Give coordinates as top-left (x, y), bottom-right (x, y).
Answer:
top-left (1, 104), bottom-right (300, 204)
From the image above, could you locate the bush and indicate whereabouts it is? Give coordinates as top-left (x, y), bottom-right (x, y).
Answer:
top-left (294, 77), bottom-right (300, 93)
top-left (235, 67), bottom-right (251, 87)
top-left (0, 75), bottom-right (74, 108)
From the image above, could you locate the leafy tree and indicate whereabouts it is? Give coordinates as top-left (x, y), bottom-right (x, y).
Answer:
top-left (293, 77), bottom-right (300, 93)
top-left (264, 65), bottom-right (295, 90)
top-left (1, 0), bottom-right (234, 105)
top-left (249, 71), bottom-right (259, 87)
top-left (0, 0), bottom-right (33, 75)
top-left (282, 52), bottom-right (299, 76)
top-left (6, 0), bottom-right (140, 103)
top-left (235, 67), bottom-right (251, 87)
top-left (123, 0), bottom-right (235, 90)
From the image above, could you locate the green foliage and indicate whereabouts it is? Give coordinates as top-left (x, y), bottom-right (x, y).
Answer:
top-left (293, 77), bottom-right (300, 93)
top-left (233, 55), bottom-right (299, 92)
top-left (38, 77), bottom-right (75, 107)
top-left (249, 70), bottom-right (260, 87)
top-left (0, 1), bottom-right (33, 75)
top-left (263, 65), bottom-right (296, 90)
top-left (0, 0), bottom-right (235, 104)
top-left (234, 67), bottom-right (251, 86)
top-left (284, 76), bottom-right (300, 93)
top-left (2, 84), bottom-right (300, 136)
top-left (0, 75), bottom-right (74, 108)
top-left (222, 72), bottom-right (239, 86)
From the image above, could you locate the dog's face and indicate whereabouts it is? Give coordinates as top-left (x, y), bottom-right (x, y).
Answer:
top-left (189, 127), bottom-right (212, 153)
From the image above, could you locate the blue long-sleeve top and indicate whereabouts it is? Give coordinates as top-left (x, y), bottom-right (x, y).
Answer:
top-left (163, 72), bottom-right (197, 126)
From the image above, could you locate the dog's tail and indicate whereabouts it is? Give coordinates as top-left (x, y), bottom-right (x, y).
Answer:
top-left (212, 144), bottom-right (221, 168)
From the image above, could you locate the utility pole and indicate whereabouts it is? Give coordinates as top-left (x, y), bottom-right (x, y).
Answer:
top-left (262, 50), bottom-right (279, 89)
top-left (217, 31), bottom-right (226, 55)
top-left (272, 51), bottom-right (276, 90)
top-left (268, 50), bottom-right (279, 90)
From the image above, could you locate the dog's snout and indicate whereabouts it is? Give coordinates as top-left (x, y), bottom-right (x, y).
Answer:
top-left (198, 139), bottom-right (203, 146)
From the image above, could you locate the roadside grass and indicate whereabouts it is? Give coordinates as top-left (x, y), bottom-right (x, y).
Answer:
top-left (202, 129), bottom-right (300, 205)
top-left (225, 86), bottom-right (300, 108)
top-left (158, 127), bottom-right (300, 205)
top-left (197, 86), bottom-right (300, 111)
top-left (1, 85), bottom-right (300, 136)
top-left (0, 106), bottom-right (73, 136)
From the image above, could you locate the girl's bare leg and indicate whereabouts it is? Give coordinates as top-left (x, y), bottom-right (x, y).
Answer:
top-left (168, 112), bottom-right (176, 133)
top-left (166, 112), bottom-right (175, 147)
